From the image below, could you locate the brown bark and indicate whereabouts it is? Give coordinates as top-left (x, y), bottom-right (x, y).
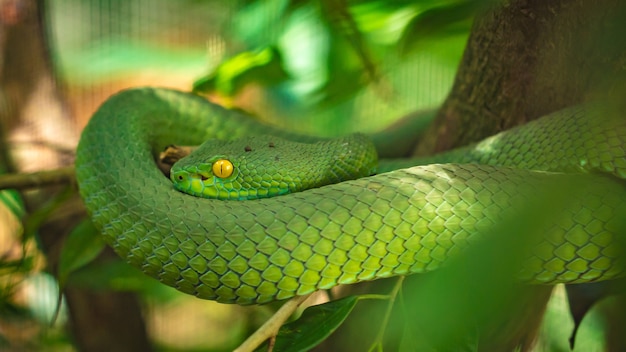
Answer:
top-left (415, 0), bottom-right (626, 155)
top-left (63, 249), bottom-right (153, 352)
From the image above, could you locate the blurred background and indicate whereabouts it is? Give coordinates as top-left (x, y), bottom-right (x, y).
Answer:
top-left (0, 0), bottom-right (620, 351)
top-left (51, 0), bottom-right (462, 133)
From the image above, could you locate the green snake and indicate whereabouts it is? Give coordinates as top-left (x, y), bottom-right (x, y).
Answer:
top-left (75, 87), bottom-right (626, 304)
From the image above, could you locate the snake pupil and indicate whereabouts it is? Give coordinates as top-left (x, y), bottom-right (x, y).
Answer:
top-left (212, 159), bottom-right (234, 178)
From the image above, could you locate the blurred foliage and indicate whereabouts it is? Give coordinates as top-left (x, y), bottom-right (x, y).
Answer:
top-left (197, 0), bottom-right (481, 132)
top-left (193, 46), bottom-right (291, 98)
top-left (398, 0), bottom-right (478, 55)
top-left (56, 220), bottom-right (105, 288)
top-left (0, 190), bottom-right (24, 219)
top-left (49, 0), bottom-right (474, 134)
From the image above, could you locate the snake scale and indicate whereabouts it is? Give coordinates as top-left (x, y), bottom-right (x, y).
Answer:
top-left (75, 88), bottom-right (626, 304)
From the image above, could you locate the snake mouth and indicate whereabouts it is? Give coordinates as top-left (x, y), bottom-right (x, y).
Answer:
top-left (186, 171), bottom-right (212, 182)
top-left (170, 169), bottom-right (211, 185)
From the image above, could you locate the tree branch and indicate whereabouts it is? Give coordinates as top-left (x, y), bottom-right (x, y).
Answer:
top-left (234, 294), bottom-right (312, 352)
top-left (0, 166), bottom-right (75, 191)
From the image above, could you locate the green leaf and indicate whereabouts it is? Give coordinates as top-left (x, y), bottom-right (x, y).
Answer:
top-left (57, 219), bottom-right (105, 287)
top-left (398, 1), bottom-right (477, 55)
top-left (193, 46), bottom-right (290, 96)
top-left (256, 295), bottom-right (359, 352)
top-left (0, 190), bottom-right (25, 219)
top-left (285, 0), bottom-right (313, 12)
top-left (20, 186), bottom-right (74, 250)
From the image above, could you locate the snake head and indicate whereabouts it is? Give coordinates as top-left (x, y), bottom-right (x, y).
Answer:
top-left (170, 156), bottom-right (239, 199)
top-left (170, 134), bottom-right (378, 201)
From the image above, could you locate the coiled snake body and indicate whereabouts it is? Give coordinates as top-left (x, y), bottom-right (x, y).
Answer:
top-left (75, 88), bottom-right (626, 304)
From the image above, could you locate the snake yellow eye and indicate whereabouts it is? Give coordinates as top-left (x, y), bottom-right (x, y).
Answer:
top-left (212, 159), bottom-right (234, 178)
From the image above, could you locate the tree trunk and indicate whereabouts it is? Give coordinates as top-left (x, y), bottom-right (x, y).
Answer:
top-left (416, 0), bottom-right (626, 154)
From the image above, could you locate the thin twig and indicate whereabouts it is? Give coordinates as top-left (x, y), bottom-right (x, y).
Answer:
top-left (368, 276), bottom-right (405, 352)
top-left (234, 294), bottom-right (313, 352)
top-left (0, 166), bottom-right (75, 191)
top-left (11, 140), bottom-right (76, 157)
